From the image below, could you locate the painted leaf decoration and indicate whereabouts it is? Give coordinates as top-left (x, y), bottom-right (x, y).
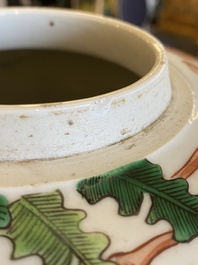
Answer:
top-left (77, 159), bottom-right (198, 242)
top-left (0, 194), bottom-right (11, 228)
top-left (3, 191), bottom-right (114, 265)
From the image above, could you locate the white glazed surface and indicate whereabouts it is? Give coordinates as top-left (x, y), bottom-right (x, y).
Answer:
top-left (0, 8), bottom-right (171, 161)
top-left (0, 49), bottom-right (197, 265)
top-left (0, 8), bottom-right (198, 265)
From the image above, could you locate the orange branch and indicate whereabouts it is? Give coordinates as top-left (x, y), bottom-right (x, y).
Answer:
top-left (108, 148), bottom-right (198, 265)
top-left (109, 232), bottom-right (177, 265)
top-left (171, 148), bottom-right (198, 179)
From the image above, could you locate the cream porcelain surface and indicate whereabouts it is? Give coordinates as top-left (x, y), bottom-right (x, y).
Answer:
top-left (0, 8), bottom-right (198, 265)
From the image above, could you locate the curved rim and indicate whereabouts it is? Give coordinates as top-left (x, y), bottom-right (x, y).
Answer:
top-left (0, 52), bottom-right (194, 182)
top-left (0, 7), bottom-right (166, 110)
top-left (0, 7), bottom-right (171, 161)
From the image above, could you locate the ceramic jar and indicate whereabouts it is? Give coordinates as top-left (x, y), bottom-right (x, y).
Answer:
top-left (0, 8), bottom-right (198, 265)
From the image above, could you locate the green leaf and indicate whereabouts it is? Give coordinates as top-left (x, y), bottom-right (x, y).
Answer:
top-left (77, 159), bottom-right (198, 243)
top-left (3, 191), bottom-right (114, 265)
top-left (0, 194), bottom-right (11, 228)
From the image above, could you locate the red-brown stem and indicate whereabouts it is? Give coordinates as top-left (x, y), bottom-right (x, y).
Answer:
top-left (109, 232), bottom-right (177, 265)
top-left (108, 148), bottom-right (198, 265)
top-left (171, 148), bottom-right (198, 179)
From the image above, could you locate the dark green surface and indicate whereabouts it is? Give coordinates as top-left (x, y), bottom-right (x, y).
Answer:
top-left (0, 49), bottom-right (139, 104)
top-left (0, 195), bottom-right (11, 228)
top-left (77, 159), bottom-right (198, 242)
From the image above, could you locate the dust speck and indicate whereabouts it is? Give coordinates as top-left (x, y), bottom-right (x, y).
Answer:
top-left (68, 120), bottom-right (74, 126)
